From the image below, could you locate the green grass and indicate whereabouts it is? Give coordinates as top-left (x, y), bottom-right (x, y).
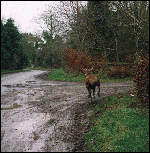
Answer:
top-left (25, 67), bottom-right (52, 71)
top-left (84, 94), bottom-right (149, 152)
top-left (48, 69), bottom-right (132, 83)
top-left (1, 69), bottom-right (30, 75)
top-left (48, 69), bottom-right (85, 82)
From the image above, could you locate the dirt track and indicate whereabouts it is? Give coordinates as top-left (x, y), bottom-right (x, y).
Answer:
top-left (1, 70), bottom-right (135, 152)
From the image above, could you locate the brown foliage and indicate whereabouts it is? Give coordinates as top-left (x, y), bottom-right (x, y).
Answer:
top-left (133, 55), bottom-right (149, 105)
top-left (107, 54), bottom-right (134, 78)
top-left (63, 47), bottom-right (106, 74)
top-left (107, 63), bottom-right (133, 78)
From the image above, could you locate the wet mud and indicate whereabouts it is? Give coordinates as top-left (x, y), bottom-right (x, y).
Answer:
top-left (1, 70), bottom-right (135, 152)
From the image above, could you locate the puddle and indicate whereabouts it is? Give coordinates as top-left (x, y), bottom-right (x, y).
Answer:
top-left (2, 84), bottom-right (26, 88)
top-left (1, 104), bottom-right (23, 110)
top-left (26, 81), bottom-right (36, 83)
top-left (14, 113), bottom-right (52, 132)
top-left (2, 82), bottom-right (56, 89)
top-left (38, 84), bottom-right (52, 87)
top-left (15, 84), bottom-right (26, 87)
top-left (2, 85), bottom-right (12, 88)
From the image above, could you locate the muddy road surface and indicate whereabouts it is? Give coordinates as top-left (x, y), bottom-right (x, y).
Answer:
top-left (1, 70), bottom-right (135, 152)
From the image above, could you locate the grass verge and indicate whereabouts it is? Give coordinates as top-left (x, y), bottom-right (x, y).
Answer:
top-left (48, 69), bottom-right (85, 82)
top-left (1, 69), bottom-right (30, 75)
top-left (84, 93), bottom-right (149, 152)
top-left (48, 69), bottom-right (132, 83)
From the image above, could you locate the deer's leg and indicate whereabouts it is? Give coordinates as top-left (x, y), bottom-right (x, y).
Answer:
top-left (93, 87), bottom-right (95, 99)
top-left (87, 87), bottom-right (91, 98)
top-left (97, 82), bottom-right (100, 97)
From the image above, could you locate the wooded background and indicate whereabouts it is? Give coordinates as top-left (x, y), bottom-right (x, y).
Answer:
top-left (1, 1), bottom-right (149, 70)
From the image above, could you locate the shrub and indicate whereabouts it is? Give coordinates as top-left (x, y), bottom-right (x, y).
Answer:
top-left (63, 47), bottom-right (106, 74)
top-left (133, 55), bottom-right (149, 105)
top-left (107, 63), bottom-right (133, 78)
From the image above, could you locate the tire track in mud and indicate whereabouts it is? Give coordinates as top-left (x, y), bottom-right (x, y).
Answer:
top-left (1, 71), bottom-right (135, 152)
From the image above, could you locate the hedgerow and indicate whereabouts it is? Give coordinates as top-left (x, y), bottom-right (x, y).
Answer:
top-left (133, 55), bottom-right (149, 105)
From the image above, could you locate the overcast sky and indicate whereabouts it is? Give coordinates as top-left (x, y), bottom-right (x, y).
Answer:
top-left (1, 1), bottom-right (59, 35)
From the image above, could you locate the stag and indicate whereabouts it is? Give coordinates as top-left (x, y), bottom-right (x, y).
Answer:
top-left (83, 67), bottom-right (100, 100)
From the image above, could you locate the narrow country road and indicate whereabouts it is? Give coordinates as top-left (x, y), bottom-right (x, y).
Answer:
top-left (1, 70), bottom-right (135, 152)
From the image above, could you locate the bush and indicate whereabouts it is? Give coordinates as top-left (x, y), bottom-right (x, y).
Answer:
top-left (133, 55), bottom-right (149, 105)
top-left (63, 48), bottom-right (93, 73)
top-left (63, 47), bottom-right (106, 74)
top-left (107, 63), bottom-right (133, 79)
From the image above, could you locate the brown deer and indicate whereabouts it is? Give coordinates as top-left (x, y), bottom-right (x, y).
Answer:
top-left (83, 67), bottom-right (100, 100)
